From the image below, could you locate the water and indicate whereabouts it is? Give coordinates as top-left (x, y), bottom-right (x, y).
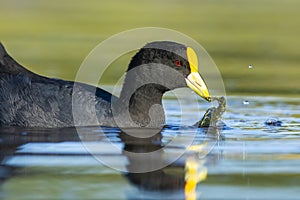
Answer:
top-left (0, 96), bottom-right (300, 200)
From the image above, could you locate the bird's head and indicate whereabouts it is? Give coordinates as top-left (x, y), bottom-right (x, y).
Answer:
top-left (127, 41), bottom-right (211, 102)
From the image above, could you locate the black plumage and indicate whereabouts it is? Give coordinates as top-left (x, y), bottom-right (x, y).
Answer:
top-left (0, 41), bottom-right (201, 128)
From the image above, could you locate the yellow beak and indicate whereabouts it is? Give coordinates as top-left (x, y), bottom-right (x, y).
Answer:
top-left (185, 72), bottom-right (211, 102)
top-left (186, 47), bottom-right (211, 102)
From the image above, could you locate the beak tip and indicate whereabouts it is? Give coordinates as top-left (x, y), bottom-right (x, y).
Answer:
top-left (205, 96), bottom-right (212, 102)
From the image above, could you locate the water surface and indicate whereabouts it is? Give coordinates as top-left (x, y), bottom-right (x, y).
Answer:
top-left (0, 96), bottom-right (300, 200)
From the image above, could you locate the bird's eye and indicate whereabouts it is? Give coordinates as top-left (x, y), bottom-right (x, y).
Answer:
top-left (174, 60), bottom-right (181, 67)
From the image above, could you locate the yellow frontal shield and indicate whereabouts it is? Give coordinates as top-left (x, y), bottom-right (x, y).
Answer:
top-left (185, 47), bottom-right (211, 102)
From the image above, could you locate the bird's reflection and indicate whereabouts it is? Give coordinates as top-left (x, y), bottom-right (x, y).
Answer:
top-left (0, 117), bottom-right (223, 200)
top-left (119, 126), bottom-right (221, 200)
top-left (0, 126), bottom-right (80, 184)
top-left (121, 130), bottom-right (186, 191)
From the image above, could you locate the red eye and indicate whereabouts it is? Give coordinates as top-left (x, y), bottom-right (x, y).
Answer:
top-left (174, 60), bottom-right (181, 67)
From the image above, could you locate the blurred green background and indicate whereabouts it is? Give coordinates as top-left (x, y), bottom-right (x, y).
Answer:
top-left (0, 0), bottom-right (299, 95)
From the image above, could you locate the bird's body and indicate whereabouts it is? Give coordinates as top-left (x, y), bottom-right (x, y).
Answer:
top-left (0, 42), bottom-right (210, 128)
top-left (0, 65), bottom-right (115, 127)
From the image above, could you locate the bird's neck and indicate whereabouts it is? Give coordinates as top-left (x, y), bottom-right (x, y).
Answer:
top-left (118, 82), bottom-right (167, 128)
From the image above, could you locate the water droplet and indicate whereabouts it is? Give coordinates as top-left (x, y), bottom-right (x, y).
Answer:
top-left (248, 65), bottom-right (253, 69)
top-left (243, 100), bottom-right (249, 105)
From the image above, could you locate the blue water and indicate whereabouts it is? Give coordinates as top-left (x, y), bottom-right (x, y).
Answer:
top-left (0, 95), bottom-right (300, 200)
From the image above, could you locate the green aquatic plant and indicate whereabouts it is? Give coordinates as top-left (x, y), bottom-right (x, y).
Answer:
top-left (197, 96), bottom-right (226, 128)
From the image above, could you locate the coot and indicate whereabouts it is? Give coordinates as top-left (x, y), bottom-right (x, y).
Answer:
top-left (0, 41), bottom-right (210, 128)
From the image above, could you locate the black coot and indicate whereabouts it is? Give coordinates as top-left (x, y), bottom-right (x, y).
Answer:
top-left (0, 41), bottom-right (210, 128)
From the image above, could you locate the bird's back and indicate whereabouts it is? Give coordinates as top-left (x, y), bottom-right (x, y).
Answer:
top-left (0, 43), bottom-right (115, 128)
